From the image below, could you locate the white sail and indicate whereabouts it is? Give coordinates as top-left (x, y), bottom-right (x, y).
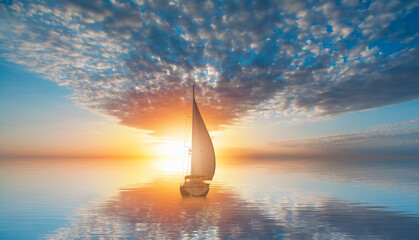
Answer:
top-left (190, 95), bottom-right (216, 180)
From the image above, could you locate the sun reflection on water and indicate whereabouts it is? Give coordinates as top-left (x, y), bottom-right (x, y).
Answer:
top-left (154, 158), bottom-right (185, 174)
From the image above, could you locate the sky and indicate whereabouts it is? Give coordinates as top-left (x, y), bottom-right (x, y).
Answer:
top-left (0, 0), bottom-right (418, 159)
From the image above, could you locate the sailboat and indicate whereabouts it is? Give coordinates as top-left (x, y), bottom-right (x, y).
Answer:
top-left (180, 85), bottom-right (216, 197)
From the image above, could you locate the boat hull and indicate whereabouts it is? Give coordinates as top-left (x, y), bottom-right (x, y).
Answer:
top-left (180, 185), bottom-right (209, 197)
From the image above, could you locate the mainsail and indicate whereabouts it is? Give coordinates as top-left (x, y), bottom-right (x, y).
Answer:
top-left (190, 89), bottom-right (216, 180)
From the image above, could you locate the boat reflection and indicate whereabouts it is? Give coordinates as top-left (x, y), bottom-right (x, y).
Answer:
top-left (49, 177), bottom-right (419, 239)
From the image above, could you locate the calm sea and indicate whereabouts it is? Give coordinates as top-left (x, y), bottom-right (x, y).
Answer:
top-left (1, 157), bottom-right (418, 239)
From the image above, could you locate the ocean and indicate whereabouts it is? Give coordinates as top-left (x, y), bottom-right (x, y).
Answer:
top-left (1, 157), bottom-right (418, 239)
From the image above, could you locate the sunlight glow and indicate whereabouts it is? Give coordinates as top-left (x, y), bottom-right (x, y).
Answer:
top-left (156, 141), bottom-right (183, 158)
top-left (155, 158), bottom-right (184, 173)
top-left (151, 141), bottom-right (186, 173)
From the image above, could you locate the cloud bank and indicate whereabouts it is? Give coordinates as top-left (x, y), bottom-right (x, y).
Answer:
top-left (268, 119), bottom-right (419, 156)
top-left (1, 0), bottom-right (418, 136)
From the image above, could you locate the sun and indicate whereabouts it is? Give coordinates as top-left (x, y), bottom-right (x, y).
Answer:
top-left (157, 141), bottom-right (183, 158)
top-left (152, 141), bottom-right (186, 173)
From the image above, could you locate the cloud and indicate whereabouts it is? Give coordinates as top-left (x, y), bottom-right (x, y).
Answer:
top-left (0, 0), bottom-right (418, 136)
top-left (268, 119), bottom-right (419, 156)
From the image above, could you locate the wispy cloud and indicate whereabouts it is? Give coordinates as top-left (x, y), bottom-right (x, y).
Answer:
top-left (1, 0), bottom-right (418, 136)
top-left (268, 119), bottom-right (419, 156)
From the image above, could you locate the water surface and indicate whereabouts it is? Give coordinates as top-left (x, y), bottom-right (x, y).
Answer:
top-left (1, 157), bottom-right (418, 239)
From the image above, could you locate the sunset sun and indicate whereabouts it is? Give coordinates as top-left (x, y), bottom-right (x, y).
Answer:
top-left (152, 141), bottom-right (186, 173)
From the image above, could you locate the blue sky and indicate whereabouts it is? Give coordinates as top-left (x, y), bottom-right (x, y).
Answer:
top-left (0, 0), bottom-right (418, 157)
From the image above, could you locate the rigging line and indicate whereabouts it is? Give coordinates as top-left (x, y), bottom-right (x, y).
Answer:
top-left (182, 115), bottom-right (192, 176)
top-left (182, 116), bottom-right (188, 176)
top-left (186, 117), bottom-right (191, 175)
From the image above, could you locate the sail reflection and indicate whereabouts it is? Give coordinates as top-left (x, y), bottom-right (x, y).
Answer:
top-left (49, 177), bottom-right (419, 239)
